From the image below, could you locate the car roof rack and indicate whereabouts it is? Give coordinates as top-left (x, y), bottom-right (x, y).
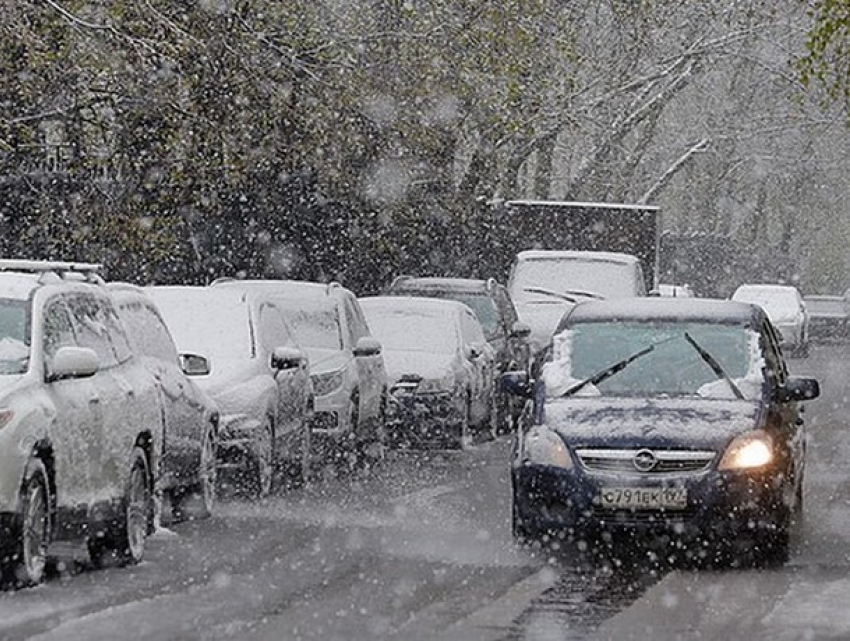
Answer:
top-left (0, 260), bottom-right (104, 284)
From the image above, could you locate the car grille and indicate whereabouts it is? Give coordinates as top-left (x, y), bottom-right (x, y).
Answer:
top-left (576, 448), bottom-right (715, 475)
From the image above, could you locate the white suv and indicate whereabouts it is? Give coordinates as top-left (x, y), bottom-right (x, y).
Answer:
top-left (0, 261), bottom-right (160, 587)
top-left (212, 279), bottom-right (388, 466)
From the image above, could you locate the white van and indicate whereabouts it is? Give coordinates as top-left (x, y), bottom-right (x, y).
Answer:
top-left (507, 250), bottom-right (646, 354)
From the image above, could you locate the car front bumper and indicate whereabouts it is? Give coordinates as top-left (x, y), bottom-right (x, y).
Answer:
top-left (387, 390), bottom-right (465, 448)
top-left (513, 462), bottom-right (788, 541)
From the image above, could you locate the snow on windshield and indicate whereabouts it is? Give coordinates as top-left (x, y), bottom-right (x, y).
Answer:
top-left (280, 298), bottom-right (342, 351)
top-left (0, 299), bottom-right (30, 374)
top-left (147, 289), bottom-right (252, 364)
top-left (510, 257), bottom-right (636, 303)
top-left (363, 306), bottom-right (457, 355)
top-left (543, 322), bottom-right (764, 400)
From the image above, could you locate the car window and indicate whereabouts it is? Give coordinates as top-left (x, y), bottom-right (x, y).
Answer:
top-left (0, 298), bottom-right (30, 374)
top-left (66, 293), bottom-right (130, 368)
top-left (118, 299), bottom-right (179, 363)
top-left (282, 298), bottom-right (343, 351)
top-left (460, 309), bottom-right (486, 345)
top-left (762, 321), bottom-right (788, 385)
top-left (42, 298), bottom-right (77, 361)
top-left (257, 302), bottom-right (298, 353)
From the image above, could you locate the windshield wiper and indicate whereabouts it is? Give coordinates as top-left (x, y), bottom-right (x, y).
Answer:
top-left (683, 332), bottom-right (744, 400)
top-left (522, 287), bottom-right (606, 303)
top-left (560, 343), bottom-right (656, 398)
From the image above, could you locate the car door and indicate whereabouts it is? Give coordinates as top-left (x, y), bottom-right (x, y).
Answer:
top-left (120, 297), bottom-right (205, 487)
top-left (256, 300), bottom-right (310, 440)
top-left (761, 321), bottom-right (805, 486)
top-left (65, 293), bottom-right (140, 502)
top-left (41, 295), bottom-right (101, 514)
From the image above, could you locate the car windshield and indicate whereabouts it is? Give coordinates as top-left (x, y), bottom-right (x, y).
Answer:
top-left (0, 299), bottom-right (29, 374)
top-left (365, 307), bottom-right (457, 355)
top-left (542, 321), bottom-right (763, 400)
top-left (511, 257), bottom-right (635, 303)
top-left (148, 290), bottom-right (253, 364)
top-left (281, 299), bottom-right (343, 351)
top-left (400, 289), bottom-right (500, 338)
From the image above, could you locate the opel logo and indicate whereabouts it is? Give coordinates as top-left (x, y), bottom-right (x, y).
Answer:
top-left (633, 449), bottom-right (658, 472)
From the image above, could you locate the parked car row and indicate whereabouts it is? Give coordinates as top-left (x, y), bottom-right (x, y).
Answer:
top-left (0, 260), bottom-right (531, 588)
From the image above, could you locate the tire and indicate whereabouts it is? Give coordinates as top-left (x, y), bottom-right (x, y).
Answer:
top-left (6, 459), bottom-right (50, 587)
top-left (172, 423), bottom-right (217, 521)
top-left (89, 446), bottom-right (151, 568)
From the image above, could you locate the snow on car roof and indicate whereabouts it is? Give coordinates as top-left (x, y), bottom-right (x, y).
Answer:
top-left (0, 272), bottom-right (44, 300)
top-left (561, 297), bottom-right (763, 327)
top-left (390, 276), bottom-right (490, 292)
top-left (212, 278), bottom-right (350, 299)
top-left (360, 295), bottom-right (472, 317)
top-left (514, 249), bottom-right (640, 265)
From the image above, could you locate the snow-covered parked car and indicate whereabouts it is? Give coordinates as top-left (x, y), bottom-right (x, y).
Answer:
top-left (506, 298), bottom-right (820, 566)
top-left (385, 276), bottom-right (531, 433)
top-left (360, 296), bottom-right (497, 449)
top-left (731, 284), bottom-right (810, 357)
top-left (108, 284), bottom-right (220, 522)
top-left (146, 286), bottom-right (313, 498)
top-left (211, 279), bottom-right (388, 467)
top-left (0, 261), bottom-right (160, 586)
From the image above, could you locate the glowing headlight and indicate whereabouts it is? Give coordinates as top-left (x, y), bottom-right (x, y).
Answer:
top-left (719, 431), bottom-right (774, 470)
top-left (524, 425), bottom-right (573, 469)
top-left (312, 369), bottom-right (345, 396)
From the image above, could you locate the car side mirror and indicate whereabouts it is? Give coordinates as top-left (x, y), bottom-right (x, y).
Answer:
top-left (501, 371), bottom-right (533, 398)
top-left (510, 321), bottom-right (531, 340)
top-left (47, 346), bottom-right (99, 382)
top-left (271, 346), bottom-right (304, 371)
top-left (775, 377), bottom-right (820, 402)
top-left (179, 353), bottom-right (211, 376)
top-left (354, 337), bottom-right (382, 358)
top-left (465, 343), bottom-right (483, 360)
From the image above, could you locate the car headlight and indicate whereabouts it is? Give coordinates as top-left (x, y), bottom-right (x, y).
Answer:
top-left (417, 372), bottom-right (456, 394)
top-left (312, 369), bottom-right (345, 396)
top-left (719, 430), bottom-right (774, 470)
top-left (523, 425), bottom-right (573, 469)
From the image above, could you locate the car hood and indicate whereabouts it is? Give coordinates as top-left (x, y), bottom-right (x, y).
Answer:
top-left (381, 349), bottom-right (456, 387)
top-left (544, 396), bottom-right (763, 451)
top-left (515, 301), bottom-right (574, 354)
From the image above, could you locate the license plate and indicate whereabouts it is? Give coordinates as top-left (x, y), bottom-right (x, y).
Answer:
top-left (598, 487), bottom-right (687, 510)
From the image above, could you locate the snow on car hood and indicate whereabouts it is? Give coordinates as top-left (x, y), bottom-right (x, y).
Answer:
top-left (543, 396), bottom-right (762, 451)
top-left (381, 349), bottom-right (455, 387)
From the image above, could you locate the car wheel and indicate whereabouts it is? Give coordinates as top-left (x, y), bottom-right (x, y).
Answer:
top-left (89, 446), bottom-right (151, 567)
top-left (7, 459), bottom-right (50, 587)
top-left (173, 423), bottom-right (217, 521)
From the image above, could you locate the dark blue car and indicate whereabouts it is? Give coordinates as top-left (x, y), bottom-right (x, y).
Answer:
top-left (506, 298), bottom-right (820, 565)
